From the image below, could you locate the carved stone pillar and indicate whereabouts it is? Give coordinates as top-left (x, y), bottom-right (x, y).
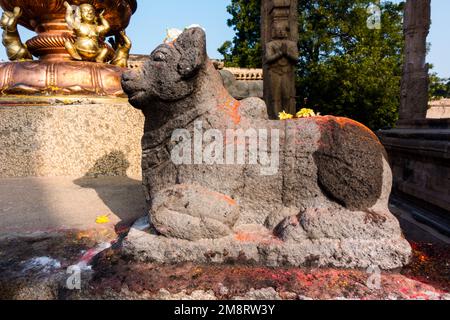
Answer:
top-left (261, 0), bottom-right (298, 119)
top-left (398, 0), bottom-right (431, 125)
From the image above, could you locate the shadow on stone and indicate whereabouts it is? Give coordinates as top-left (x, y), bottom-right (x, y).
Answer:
top-left (73, 151), bottom-right (147, 231)
top-left (83, 150), bottom-right (131, 178)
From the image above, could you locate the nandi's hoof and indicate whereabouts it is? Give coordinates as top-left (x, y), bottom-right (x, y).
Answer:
top-left (151, 184), bottom-right (240, 241)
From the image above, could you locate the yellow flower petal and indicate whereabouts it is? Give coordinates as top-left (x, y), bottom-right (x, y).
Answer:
top-left (278, 111), bottom-right (294, 120)
top-left (96, 215), bottom-right (110, 224)
top-left (296, 108), bottom-right (316, 118)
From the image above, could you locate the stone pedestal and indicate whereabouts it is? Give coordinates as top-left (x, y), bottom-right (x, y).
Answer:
top-left (0, 98), bottom-right (144, 178)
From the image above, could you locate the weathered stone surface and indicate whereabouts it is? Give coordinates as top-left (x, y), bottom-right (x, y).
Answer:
top-left (296, 207), bottom-right (402, 241)
top-left (151, 184), bottom-right (240, 241)
top-left (313, 118), bottom-right (385, 211)
top-left (122, 28), bottom-right (412, 269)
top-left (0, 100), bottom-right (144, 178)
top-left (232, 288), bottom-right (282, 300)
top-left (155, 289), bottom-right (217, 301)
top-left (123, 225), bottom-right (412, 270)
top-left (265, 206), bottom-right (299, 230)
top-left (219, 69), bottom-right (263, 100)
top-left (239, 97), bottom-right (269, 120)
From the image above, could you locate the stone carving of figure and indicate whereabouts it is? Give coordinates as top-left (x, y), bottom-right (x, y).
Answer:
top-left (63, 1), bottom-right (110, 63)
top-left (109, 31), bottom-right (132, 68)
top-left (0, 7), bottom-right (32, 61)
top-left (264, 22), bottom-right (298, 117)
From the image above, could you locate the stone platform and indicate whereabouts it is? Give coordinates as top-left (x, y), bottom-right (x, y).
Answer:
top-left (378, 119), bottom-right (450, 232)
top-left (0, 97), bottom-right (144, 178)
top-left (123, 217), bottom-right (411, 270)
top-left (0, 176), bottom-right (146, 236)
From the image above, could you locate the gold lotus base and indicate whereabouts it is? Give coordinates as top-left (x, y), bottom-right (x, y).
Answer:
top-left (0, 60), bottom-right (126, 97)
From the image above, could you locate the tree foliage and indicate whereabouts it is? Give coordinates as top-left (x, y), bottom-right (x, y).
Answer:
top-left (218, 0), bottom-right (262, 68)
top-left (219, 0), bottom-right (405, 130)
top-left (429, 72), bottom-right (450, 100)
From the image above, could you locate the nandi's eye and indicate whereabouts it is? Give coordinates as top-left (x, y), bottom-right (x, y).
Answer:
top-left (153, 52), bottom-right (167, 62)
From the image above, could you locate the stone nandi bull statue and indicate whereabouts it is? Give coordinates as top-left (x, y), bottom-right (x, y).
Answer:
top-left (122, 28), bottom-right (411, 269)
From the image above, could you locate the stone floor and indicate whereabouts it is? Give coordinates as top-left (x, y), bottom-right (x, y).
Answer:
top-left (0, 176), bottom-right (146, 236)
top-left (0, 176), bottom-right (448, 300)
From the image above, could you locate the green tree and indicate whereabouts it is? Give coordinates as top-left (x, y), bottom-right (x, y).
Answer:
top-left (218, 0), bottom-right (262, 68)
top-left (429, 72), bottom-right (450, 100)
top-left (297, 0), bottom-right (404, 130)
top-left (219, 0), bottom-right (405, 130)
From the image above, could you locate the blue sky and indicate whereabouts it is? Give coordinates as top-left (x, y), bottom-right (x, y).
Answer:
top-left (1, 0), bottom-right (450, 77)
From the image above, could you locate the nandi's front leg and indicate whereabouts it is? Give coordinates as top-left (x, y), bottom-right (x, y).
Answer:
top-left (150, 184), bottom-right (240, 241)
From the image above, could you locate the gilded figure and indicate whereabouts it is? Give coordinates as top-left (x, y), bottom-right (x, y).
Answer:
top-left (63, 1), bottom-right (110, 62)
top-left (1, 7), bottom-right (32, 61)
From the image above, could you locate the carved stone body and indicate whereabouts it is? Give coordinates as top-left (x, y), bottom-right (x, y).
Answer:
top-left (122, 28), bottom-right (411, 269)
top-left (0, 7), bottom-right (32, 61)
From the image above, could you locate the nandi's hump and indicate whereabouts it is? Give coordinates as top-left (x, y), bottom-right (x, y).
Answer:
top-left (312, 116), bottom-right (385, 210)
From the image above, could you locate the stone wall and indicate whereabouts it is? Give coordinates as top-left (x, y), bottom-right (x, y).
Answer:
top-left (428, 99), bottom-right (450, 119)
top-left (218, 69), bottom-right (263, 100)
top-left (0, 100), bottom-right (144, 178)
top-left (379, 120), bottom-right (450, 218)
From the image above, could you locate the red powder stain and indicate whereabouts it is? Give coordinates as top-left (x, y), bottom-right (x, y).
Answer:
top-left (313, 116), bottom-right (380, 143)
top-left (205, 189), bottom-right (237, 206)
top-left (418, 254), bottom-right (429, 263)
top-left (235, 232), bottom-right (261, 243)
top-left (401, 241), bottom-right (449, 293)
top-left (217, 88), bottom-right (241, 125)
top-left (89, 257), bottom-right (447, 300)
top-left (234, 231), bottom-right (282, 245)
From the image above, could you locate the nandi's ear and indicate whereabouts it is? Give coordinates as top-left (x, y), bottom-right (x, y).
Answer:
top-left (175, 27), bottom-right (207, 79)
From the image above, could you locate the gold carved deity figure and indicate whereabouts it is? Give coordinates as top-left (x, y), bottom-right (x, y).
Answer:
top-left (64, 1), bottom-right (110, 63)
top-left (109, 30), bottom-right (132, 68)
top-left (0, 7), bottom-right (32, 61)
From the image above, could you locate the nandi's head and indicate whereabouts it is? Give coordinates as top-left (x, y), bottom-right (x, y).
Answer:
top-left (122, 27), bottom-right (208, 109)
